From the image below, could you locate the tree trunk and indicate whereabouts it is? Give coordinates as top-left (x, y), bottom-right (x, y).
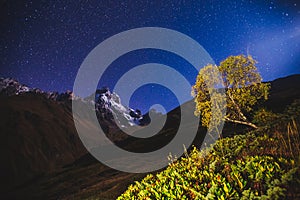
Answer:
top-left (227, 92), bottom-right (248, 121)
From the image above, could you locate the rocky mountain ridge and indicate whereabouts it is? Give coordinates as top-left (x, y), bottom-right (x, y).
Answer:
top-left (0, 77), bottom-right (143, 127)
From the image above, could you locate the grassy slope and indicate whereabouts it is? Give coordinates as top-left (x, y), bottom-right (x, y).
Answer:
top-left (0, 93), bottom-right (87, 193)
top-left (117, 118), bottom-right (300, 199)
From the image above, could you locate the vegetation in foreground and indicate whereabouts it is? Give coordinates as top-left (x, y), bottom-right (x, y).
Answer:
top-left (117, 116), bottom-right (299, 199)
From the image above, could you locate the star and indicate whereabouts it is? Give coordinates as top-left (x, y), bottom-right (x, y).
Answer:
top-left (0, 0), bottom-right (299, 113)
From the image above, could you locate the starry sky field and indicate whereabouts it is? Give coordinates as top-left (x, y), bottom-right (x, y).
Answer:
top-left (0, 0), bottom-right (299, 113)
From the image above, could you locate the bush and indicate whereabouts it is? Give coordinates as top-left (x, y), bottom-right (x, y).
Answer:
top-left (117, 132), bottom-right (298, 200)
top-left (253, 108), bottom-right (279, 127)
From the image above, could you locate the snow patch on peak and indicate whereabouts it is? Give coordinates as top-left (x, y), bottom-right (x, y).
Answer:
top-left (95, 87), bottom-right (143, 128)
top-left (0, 77), bottom-right (30, 95)
top-left (0, 77), bottom-right (80, 101)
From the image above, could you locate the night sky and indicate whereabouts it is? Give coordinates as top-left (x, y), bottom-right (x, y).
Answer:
top-left (0, 0), bottom-right (299, 113)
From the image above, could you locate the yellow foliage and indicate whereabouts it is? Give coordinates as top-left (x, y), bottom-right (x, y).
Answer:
top-left (192, 55), bottom-right (270, 129)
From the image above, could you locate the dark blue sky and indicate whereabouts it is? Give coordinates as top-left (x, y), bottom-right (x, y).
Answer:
top-left (0, 0), bottom-right (299, 113)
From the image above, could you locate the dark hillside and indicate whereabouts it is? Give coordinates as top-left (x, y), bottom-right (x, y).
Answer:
top-left (265, 74), bottom-right (300, 113)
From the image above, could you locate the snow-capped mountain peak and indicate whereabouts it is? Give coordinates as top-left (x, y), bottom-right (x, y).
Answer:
top-left (94, 87), bottom-right (143, 127)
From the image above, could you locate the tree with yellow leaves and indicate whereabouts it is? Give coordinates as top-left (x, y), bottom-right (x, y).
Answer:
top-left (192, 55), bottom-right (270, 129)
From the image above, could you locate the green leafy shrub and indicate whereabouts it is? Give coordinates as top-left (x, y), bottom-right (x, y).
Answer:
top-left (284, 99), bottom-right (300, 120)
top-left (117, 132), bottom-right (298, 200)
top-left (253, 108), bottom-right (279, 127)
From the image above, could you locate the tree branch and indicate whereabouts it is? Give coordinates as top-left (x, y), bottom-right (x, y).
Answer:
top-left (224, 116), bottom-right (258, 129)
